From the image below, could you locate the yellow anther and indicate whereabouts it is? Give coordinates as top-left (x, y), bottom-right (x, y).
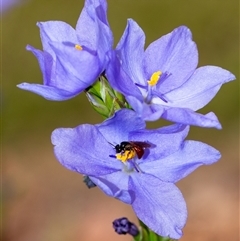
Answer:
top-left (116, 150), bottom-right (136, 162)
top-left (75, 44), bottom-right (83, 50)
top-left (147, 71), bottom-right (162, 86)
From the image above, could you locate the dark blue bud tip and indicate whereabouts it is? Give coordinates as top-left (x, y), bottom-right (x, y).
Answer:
top-left (112, 217), bottom-right (139, 237)
top-left (83, 175), bottom-right (96, 189)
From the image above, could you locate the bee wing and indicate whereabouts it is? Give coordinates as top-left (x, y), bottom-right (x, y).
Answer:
top-left (133, 145), bottom-right (145, 159)
top-left (130, 141), bottom-right (151, 148)
top-left (129, 142), bottom-right (151, 159)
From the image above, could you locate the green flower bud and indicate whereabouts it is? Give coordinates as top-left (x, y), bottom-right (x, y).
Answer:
top-left (85, 74), bottom-right (131, 119)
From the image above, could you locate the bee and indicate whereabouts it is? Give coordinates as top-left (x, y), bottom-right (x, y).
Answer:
top-left (113, 141), bottom-right (151, 162)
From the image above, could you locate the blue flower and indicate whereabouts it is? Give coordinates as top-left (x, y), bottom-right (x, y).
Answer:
top-left (106, 20), bottom-right (235, 128)
top-left (51, 109), bottom-right (221, 239)
top-left (17, 0), bottom-right (113, 101)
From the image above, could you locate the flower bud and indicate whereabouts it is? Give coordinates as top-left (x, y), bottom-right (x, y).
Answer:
top-left (85, 74), bottom-right (130, 118)
top-left (112, 217), bottom-right (139, 237)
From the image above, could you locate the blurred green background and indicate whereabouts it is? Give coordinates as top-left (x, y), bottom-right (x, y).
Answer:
top-left (2, 0), bottom-right (239, 241)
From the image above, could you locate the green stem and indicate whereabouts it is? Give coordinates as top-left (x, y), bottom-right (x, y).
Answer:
top-left (135, 219), bottom-right (177, 241)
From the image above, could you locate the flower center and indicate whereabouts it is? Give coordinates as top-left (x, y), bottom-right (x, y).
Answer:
top-left (112, 141), bottom-right (150, 162)
top-left (122, 161), bottom-right (138, 173)
top-left (109, 141), bottom-right (151, 173)
top-left (147, 71), bottom-right (162, 86)
top-left (136, 70), bottom-right (171, 104)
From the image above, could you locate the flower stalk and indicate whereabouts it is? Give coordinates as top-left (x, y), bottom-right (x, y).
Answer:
top-left (134, 219), bottom-right (176, 241)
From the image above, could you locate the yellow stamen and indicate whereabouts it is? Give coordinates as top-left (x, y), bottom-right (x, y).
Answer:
top-left (147, 71), bottom-right (162, 86)
top-left (116, 150), bottom-right (136, 162)
top-left (75, 44), bottom-right (83, 50)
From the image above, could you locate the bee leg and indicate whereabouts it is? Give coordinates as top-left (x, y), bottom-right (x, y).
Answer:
top-left (132, 160), bottom-right (142, 173)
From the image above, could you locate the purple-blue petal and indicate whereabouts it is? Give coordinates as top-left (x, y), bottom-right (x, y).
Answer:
top-left (96, 109), bottom-right (146, 144)
top-left (129, 124), bottom-right (189, 162)
top-left (141, 140), bottom-right (221, 183)
top-left (130, 174), bottom-right (187, 239)
top-left (76, 0), bottom-right (110, 50)
top-left (75, 0), bottom-right (113, 72)
top-left (90, 175), bottom-right (134, 204)
top-left (94, 15), bottom-right (113, 69)
top-left (106, 51), bottom-right (143, 99)
top-left (51, 125), bottom-right (121, 176)
top-left (116, 19), bottom-right (146, 86)
top-left (144, 26), bottom-right (198, 93)
top-left (75, 1), bottom-right (98, 49)
top-left (49, 42), bottom-right (101, 90)
top-left (165, 66), bottom-right (236, 110)
top-left (37, 21), bottom-right (78, 55)
top-left (162, 107), bottom-right (222, 129)
top-left (25, 45), bottom-right (53, 85)
top-left (17, 83), bottom-right (79, 101)
top-left (125, 96), bottom-right (166, 122)
top-left (90, 173), bottom-right (135, 204)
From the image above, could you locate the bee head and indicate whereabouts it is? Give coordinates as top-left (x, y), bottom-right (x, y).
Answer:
top-left (114, 144), bottom-right (122, 153)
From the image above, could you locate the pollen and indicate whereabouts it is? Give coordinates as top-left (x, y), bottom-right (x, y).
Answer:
top-left (75, 44), bottom-right (83, 50)
top-left (147, 71), bottom-right (162, 86)
top-left (116, 150), bottom-right (136, 162)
